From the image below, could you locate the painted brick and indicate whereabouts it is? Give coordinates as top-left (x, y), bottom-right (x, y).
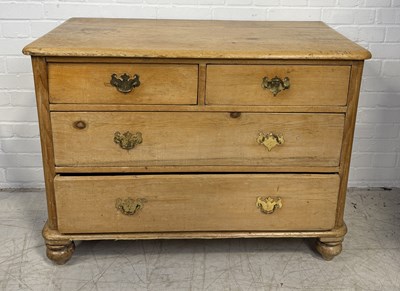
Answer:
top-left (359, 93), bottom-right (400, 107)
top-left (268, 8), bottom-right (321, 21)
top-left (213, 8), bottom-right (266, 20)
top-left (6, 168), bottom-right (44, 183)
top-left (1, 138), bottom-right (41, 153)
top-left (158, 7), bottom-right (212, 19)
top-left (1, 21), bottom-right (30, 38)
top-left (358, 26), bottom-right (385, 42)
top-left (308, 0), bottom-right (336, 6)
top-left (358, 139), bottom-right (400, 152)
top-left (354, 168), bottom-right (399, 182)
top-left (382, 61), bottom-right (400, 76)
top-left (335, 26), bottom-right (359, 40)
top-left (354, 123), bottom-right (375, 138)
top-left (116, 0), bottom-right (143, 3)
top-left (358, 108), bottom-right (400, 123)
top-left (0, 125), bottom-right (13, 138)
top-left (0, 91), bottom-right (11, 106)
top-left (323, 9), bottom-right (375, 24)
top-left (386, 27), bottom-right (400, 42)
top-left (0, 57), bottom-right (5, 73)
top-left (44, 4), bottom-right (157, 19)
top-left (144, 0), bottom-right (171, 4)
top-left (363, 60), bottom-right (381, 76)
top-left (372, 153), bottom-right (398, 167)
top-left (0, 107), bottom-right (38, 122)
top-left (10, 91), bottom-right (37, 107)
top-left (0, 3), bottom-right (43, 19)
top-left (226, 0), bottom-right (252, 5)
top-left (0, 74), bottom-right (34, 90)
top-left (31, 21), bottom-right (60, 38)
top-left (376, 8), bottom-right (400, 24)
top-left (365, 0), bottom-right (391, 7)
top-left (0, 39), bottom-right (33, 56)
top-left (369, 43), bottom-right (400, 58)
top-left (375, 124), bottom-right (400, 139)
top-left (6, 57), bottom-right (32, 73)
top-left (350, 153), bottom-right (372, 167)
top-left (362, 77), bottom-right (400, 92)
top-left (280, 0), bottom-right (307, 6)
top-left (0, 154), bottom-right (43, 168)
top-left (13, 123), bottom-right (39, 138)
top-left (0, 170), bottom-right (5, 184)
top-left (253, 0), bottom-right (280, 6)
top-left (337, 0), bottom-right (363, 7)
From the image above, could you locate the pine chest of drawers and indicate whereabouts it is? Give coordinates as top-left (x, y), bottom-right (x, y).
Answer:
top-left (23, 18), bottom-right (371, 264)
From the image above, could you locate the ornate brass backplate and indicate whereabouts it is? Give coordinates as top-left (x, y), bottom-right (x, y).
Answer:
top-left (114, 131), bottom-right (143, 150)
top-left (257, 132), bottom-right (284, 151)
top-left (110, 73), bottom-right (140, 93)
top-left (115, 197), bottom-right (146, 216)
top-left (261, 76), bottom-right (290, 96)
top-left (256, 196), bottom-right (282, 214)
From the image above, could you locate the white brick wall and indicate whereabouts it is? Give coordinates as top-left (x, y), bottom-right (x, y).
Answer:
top-left (0, 1), bottom-right (399, 188)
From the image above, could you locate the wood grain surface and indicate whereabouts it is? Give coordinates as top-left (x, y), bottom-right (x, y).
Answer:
top-left (206, 65), bottom-right (350, 106)
top-left (48, 63), bottom-right (198, 104)
top-left (50, 112), bottom-right (345, 167)
top-left (23, 18), bottom-right (371, 60)
top-left (54, 174), bottom-right (340, 233)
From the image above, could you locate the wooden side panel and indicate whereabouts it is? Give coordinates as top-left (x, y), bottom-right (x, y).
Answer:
top-left (206, 65), bottom-right (350, 106)
top-left (51, 112), bottom-right (345, 167)
top-left (31, 57), bottom-right (57, 229)
top-left (48, 63), bottom-right (198, 104)
top-left (336, 61), bottom-right (364, 227)
top-left (54, 174), bottom-right (340, 233)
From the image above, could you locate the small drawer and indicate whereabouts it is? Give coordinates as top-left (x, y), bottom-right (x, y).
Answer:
top-left (206, 65), bottom-right (350, 106)
top-left (51, 112), bottom-right (344, 168)
top-left (48, 63), bottom-right (198, 105)
top-left (54, 174), bottom-right (340, 234)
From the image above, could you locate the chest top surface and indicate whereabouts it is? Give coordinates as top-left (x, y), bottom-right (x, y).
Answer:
top-left (23, 18), bottom-right (371, 60)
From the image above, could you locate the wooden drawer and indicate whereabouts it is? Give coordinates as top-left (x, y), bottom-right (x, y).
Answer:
top-left (51, 112), bottom-right (344, 167)
top-left (48, 63), bottom-right (198, 105)
top-left (206, 65), bottom-right (350, 106)
top-left (54, 174), bottom-right (340, 233)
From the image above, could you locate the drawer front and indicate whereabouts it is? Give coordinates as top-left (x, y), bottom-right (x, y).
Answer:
top-left (54, 174), bottom-right (340, 233)
top-left (206, 65), bottom-right (350, 106)
top-left (48, 63), bottom-right (198, 105)
top-left (51, 112), bottom-right (344, 167)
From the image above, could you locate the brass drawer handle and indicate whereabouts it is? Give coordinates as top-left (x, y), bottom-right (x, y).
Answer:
top-left (257, 132), bottom-right (284, 151)
top-left (110, 73), bottom-right (140, 93)
top-left (114, 131), bottom-right (143, 150)
top-left (256, 197), bottom-right (282, 214)
top-left (116, 197), bottom-right (146, 216)
top-left (262, 76), bottom-right (290, 96)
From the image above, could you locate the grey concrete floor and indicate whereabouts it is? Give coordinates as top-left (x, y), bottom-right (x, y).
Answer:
top-left (0, 188), bottom-right (399, 291)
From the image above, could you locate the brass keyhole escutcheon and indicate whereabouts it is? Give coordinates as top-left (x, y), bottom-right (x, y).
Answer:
top-left (110, 73), bottom-right (140, 93)
top-left (256, 197), bottom-right (282, 214)
top-left (257, 132), bottom-right (284, 151)
top-left (114, 131), bottom-right (143, 150)
top-left (262, 76), bottom-right (290, 96)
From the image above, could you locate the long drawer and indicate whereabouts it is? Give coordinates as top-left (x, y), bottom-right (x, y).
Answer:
top-left (206, 65), bottom-right (350, 106)
top-left (48, 63), bottom-right (198, 105)
top-left (54, 174), bottom-right (340, 233)
top-left (51, 112), bottom-right (345, 167)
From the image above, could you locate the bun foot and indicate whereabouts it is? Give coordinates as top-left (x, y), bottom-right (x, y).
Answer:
top-left (315, 237), bottom-right (343, 261)
top-left (45, 240), bottom-right (75, 265)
